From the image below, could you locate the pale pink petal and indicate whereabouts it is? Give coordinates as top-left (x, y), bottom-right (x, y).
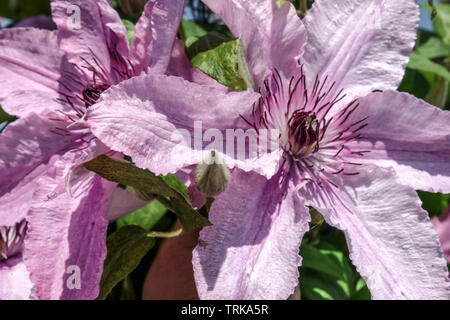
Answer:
top-left (131, 0), bottom-right (185, 75)
top-left (0, 257), bottom-right (35, 300)
top-left (303, 0), bottom-right (418, 98)
top-left (0, 28), bottom-right (70, 117)
top-left (345, 90), bottom-right (450, 193)
top-left (24, 154), bottom-right (116, 300)
top-left (51, 0), bottom-right (129, 77)
top-left (0, 115), bottom-right (77, 226)
top-left (167, 38), bottom-right (228, 90)
top-left (301, 166), bottom-right (450, 299)
top-left (106, 187), bottom-right (148, 221)
top-left (188, 182), bottom-right (206, 210)
top-left (86, 74), bottom-right (261, 176)
top-left (202, 0), bottom-right (307, 86)
top-left (192, 169), bottom-right (310, 299)
top-left (432, 208), bottom-right (450, 262)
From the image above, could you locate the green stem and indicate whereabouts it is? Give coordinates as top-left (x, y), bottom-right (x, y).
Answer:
top-left (299, 0), bottom-right (307, 19)
top-left (428, 0), bottom-right (437, 19)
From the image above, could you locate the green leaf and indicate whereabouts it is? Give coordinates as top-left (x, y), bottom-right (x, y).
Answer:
top-left (432, 4), bottom-right (450, 47)
top-left (0, 106), bottom-right (16, 133)
top-left (117, 199), bottom-right (167, 231)
top-left (98, 225), bottom-right (156, 300)
top-left (180, 19), bottom-right (233, 44)
top-left (417, 37), bottom-right (450, 59)
top-left (300, 242), bottom-right (358, 300)
top-left (398, 68), bottom-right (431, 99)
top-left (84, 155), bottom-right (211, 232)
top-left (300, 244), bottom-right (344, 279)
top-left (418, 191), bottom-right (450, 217)
top-left (0, 106), bottom-right (16, 123)
top-left (121, 19), bottom-right (135, 45)
top-left (160, 173), bottom-right (191, 206)
top-left (156, 196), bottom-right (211, 234)
top-left (85, 155), bottom-right (189, 205)
top-left (191, 38), bottom-right (251, 91)
top-left (407, 52), bottom-right (450, 82)
top-left (425, 77), bottom-right (449, 109)
top-left (186, 31), bottom-right (231, 60)
top-left (350, 279), bottom-right (371, 300)
top-left (180, 19), bottom-right (209, 43)
top-left (0, 0), bottom-right (51, 20)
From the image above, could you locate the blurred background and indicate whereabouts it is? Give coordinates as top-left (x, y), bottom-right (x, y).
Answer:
top-left (0, 0), bottom-right (449, 300)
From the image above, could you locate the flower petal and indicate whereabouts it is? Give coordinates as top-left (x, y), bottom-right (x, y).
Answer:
top-left (345, 90), bottom-right (450, 193)
top-left (105, 187), bottom-right (148, 221)
top-left (0, 115), bottom-right (76, 226)
top-left (14, 15), bottom-right (57, 29)
top-left (192, 169), bottom-right (310, 299)
top-left (301, 166), bottom-right (450, 299)
top-left (0, 257), bottom-right (35, 300)
top-left (202, 0), bottom-right (307, 86)
top-left (303, 0), bottom-right (418, 98)
top-left (131, 0), bottom-right (184, 75)
top-left (0, 28), bottom-right (69, 117)
top-left (51, 0), bottom-right (129, 76)
top-left (24, 154), bottom-right (116, 300)
top-left (86, 74), bottom-right (261, 176)
top-left (432, 208), bottom-right (450, 263)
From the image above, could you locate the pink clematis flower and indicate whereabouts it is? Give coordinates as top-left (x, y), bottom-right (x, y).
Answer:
top-left (0, 0), bottom-right (187, 299)
top-left (432, 207), bottom-right (450, 263)
top-left (86, 0), bottom-right (450, 299)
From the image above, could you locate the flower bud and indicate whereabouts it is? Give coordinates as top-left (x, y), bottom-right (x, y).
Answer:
top-left (194, 150), bottom-right (230, 197)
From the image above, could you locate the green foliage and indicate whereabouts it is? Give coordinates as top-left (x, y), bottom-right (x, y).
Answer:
top-left (398, 68), bottom-right (431, 99)
top-left (416, 37), bottom-right (450, 59)
top-left (117, 199), bottom-right (167, 231)
top-left (0, 106), bottom-right (16, 133)
top-left (121, 19), bottom-right (135, 45)
top-left (300, 224), bottom-right (370, 300)
top-left (407, 51), bottom-right (450, 82)
top-left (433, 4), bottom-right (450, 47)
top-left (191, 38), bottom-right (253, 91)
top-left (84, 155), bottom-right (211, 232)
top-left (418, 191), bottom-right (450, 217)
top-left (0, 0), bottom-right (51, 20)
top-left (186, 31), bottom-right (231, 60)
top-left (98, 225), bottom-right (156, 300)
top-left (0, 106), bottom-right (15, 123)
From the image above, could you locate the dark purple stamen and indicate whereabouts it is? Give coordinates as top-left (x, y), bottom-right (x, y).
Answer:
top-left (0, 220), bottom-right (27, 261)
top-left (82, 83), bottom-right (110, 107)
top-left (240, 66), bottom-right (372, 189)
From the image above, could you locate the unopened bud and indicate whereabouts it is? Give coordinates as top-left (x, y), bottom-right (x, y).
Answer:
top-left (194, 150), bottom-right (230, 197)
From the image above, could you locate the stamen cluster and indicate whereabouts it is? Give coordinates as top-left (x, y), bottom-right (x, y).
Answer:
top-left (0, 220), bottom-right (27, 261)
top-left (241, 67), bottom-right (370, 188)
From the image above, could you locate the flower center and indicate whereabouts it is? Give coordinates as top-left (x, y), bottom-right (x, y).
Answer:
top-left (287, 110), bottom-right (320, 157)
top-left (0, 220), bottom-right (27, 261)
top-left (241, 67), bottom-right (370, 188)
top-left (56, 48), bottom-right (135, 123)
top-left (82, 83), bottom-right (110, 108)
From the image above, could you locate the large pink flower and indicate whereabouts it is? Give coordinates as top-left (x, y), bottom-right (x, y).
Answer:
top-left (86, 0), bottom-right (450, 299)
top-left (0, 0), bottom-right (187, 299)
